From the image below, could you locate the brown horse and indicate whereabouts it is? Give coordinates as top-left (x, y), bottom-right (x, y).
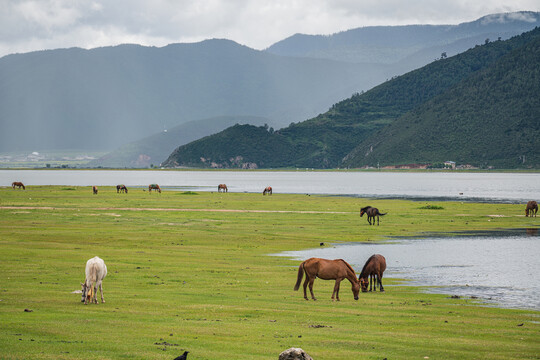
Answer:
top-left (263, 186), bottom-right (272, 195)
top-left (358, 254), bottom-right (386, 292)
top-left (526, 201), bottom-right (538, 217)
top-left (360, 206), bottom-right (387, 225)
top-left (218, 184), bottom-right (228, 193)
top-left (116, 184), bottom-right (128, 193)
top-left (12, 181), bottom-right (25, 190)
top-left (294, 258), bottom-right (359, 301)
top-left (92, 186), bottom-right (98, 195)
top-left (149, 184), bottom-right (161, 193)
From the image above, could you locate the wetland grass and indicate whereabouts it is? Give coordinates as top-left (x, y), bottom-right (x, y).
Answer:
top-left (0, 186), bottom-right (538, 359)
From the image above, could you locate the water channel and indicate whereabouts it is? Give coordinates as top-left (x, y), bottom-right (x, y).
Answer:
top-left (275, 229), bottom-right (540, 310)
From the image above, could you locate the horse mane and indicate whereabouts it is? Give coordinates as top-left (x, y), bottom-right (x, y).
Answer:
top-left (359, 254), bottom-right (377, 278)
top-left (340, 259), bottom-right (357, 277)
top-left (360, 206), bottom-right (372, 212)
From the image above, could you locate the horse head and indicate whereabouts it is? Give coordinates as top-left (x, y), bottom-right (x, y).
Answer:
top-left (80, 282), bottom-right (88, 303)
top-left (360, 206), bottom-right (371, 217)
top-left (352, 280), bottom-right (360, 300)
top-left (359, 277), bottom-right (369, 292)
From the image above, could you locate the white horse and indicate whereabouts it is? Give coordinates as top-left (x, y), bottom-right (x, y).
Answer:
top-left (81, 256), bottom-right (107, 304)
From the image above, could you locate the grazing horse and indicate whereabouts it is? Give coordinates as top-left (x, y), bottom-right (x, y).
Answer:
top-left (294, 258), bottom-right (359, 301)
top-left (81, 256), bottom-right (107, 304)
top-left (92, 186), bottom-right (98, 195)
top-left (116, 184), bottom-right (128, 193)
top-left (358, 254), bottom-right (386, 292)
top-left (526, 201), bottom-right (538, 217)
top-left (12, 181), bottom-right (25, 190)
top-left (360, 206), bottom-right (387, 225)
top-left (149, 184), bottom-right (161, 193)
top-left (263, 186), bottom-right (272, 195)
top-left (218, 184), bottom-right (228, 193)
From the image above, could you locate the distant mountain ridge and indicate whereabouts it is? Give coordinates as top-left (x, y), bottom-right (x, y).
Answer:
top-left (266, 11), bottom-right (540, 65)
top-left (0, 39), bottom-right (387, 152)
top-left (1, 11), bottom-right (539, 155)
top-left (163, 27), bottom-right (540, 169)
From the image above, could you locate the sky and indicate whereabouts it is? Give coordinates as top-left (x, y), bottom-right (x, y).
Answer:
top-left (1, 0), bottom-right (540, 58)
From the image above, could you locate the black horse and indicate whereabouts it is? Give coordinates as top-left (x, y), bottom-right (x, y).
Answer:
top-left (360, 206), bottom-right (387, 225)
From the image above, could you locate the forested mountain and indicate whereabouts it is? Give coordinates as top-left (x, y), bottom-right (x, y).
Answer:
top-left (0, 40), bottom-right (387, 152)
top-left (343, 29), bottom-right (540, 168)
top-left (163, 27), bottom-right (540, 169)
top-left (267, 12), bottom-right (540, 68)
top-left (88, 116), bottom-right (270, 168)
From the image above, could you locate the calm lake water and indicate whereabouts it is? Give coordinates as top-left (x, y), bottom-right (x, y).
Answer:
top-left (275, 229), bottom-right (540, 310)
top-left (2, 169), bottom-right (539, 202)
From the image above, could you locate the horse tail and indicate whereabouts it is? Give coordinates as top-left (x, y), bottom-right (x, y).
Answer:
top-left (379, 212), bottom-right (387, 216)
top-left (294, 262), bottom-right (305, 291)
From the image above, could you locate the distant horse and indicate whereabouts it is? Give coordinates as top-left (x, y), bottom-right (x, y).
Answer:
top-left (294, 258), bottom-right (359, 301)
top-left (263, 186), bottom-right (272, 195)
top-left (526, 201), bottom-right (538, 217)
top-left (12, 181), bottom-right (25, 190)
top-left (116, 184), bottom-right (128, 193)
top-left (218, 184), bottom-right (228, 193)
top-left (358, 254), bottom-right (386, 292)
top-left (149, 184), bottom-right (161, 193)
top-left (92, 186), bottom-right (98, 195)
top-left (81, 256), bottom-right (107, 304)
top-left (360, 206), bottom-right (387, 225)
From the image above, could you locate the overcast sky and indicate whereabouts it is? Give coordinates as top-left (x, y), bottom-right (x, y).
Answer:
top-left (1, 0), bottom-right (539, 57)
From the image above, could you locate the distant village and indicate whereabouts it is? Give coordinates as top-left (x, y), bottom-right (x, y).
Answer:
top-left (362, 161), bottom-right (479, 170)
top-left (0, 151), bottom-right (98, 168)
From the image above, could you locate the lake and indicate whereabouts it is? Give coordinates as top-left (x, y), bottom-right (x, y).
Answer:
top-left (275, 229), bottom-right (540, 310)
top-left (2, 169), bottom-right (539, 203)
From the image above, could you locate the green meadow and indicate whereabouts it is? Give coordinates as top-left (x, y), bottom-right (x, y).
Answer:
top-left (0, 186), bottom-right (538, 359)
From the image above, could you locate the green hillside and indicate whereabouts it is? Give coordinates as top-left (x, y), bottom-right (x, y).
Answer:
top-left (164, 27), bottom-right (540, 169)
top-left (344, 29), bottom-right (540, 169)
top-left (89, 116), bottom-right (270, 168)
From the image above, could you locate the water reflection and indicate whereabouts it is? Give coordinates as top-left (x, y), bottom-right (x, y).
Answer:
top-left (275, 229), bottom-right (540, 310)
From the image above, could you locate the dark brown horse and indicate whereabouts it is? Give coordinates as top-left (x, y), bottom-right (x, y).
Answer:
top-left (218, 184), bottom-right (228, 193)
top-left (358, 254), bottom-right (386, 292)
top-left (263, 186), bottom-right (272, 195)
top-left (92, 186), bottom-right (98, 195)
top-left (294, 258), bottom-right (359, 301)
top-left (12, 181), bottom-right (25, 190)
top-left (360, 206), bottom-right (387, 225)
top-left (149, 184), bottom-right (161, 193)
top-left (526, 201), bottom-right (538, 217)
top-left (116, 184), bottom-right (128, 193)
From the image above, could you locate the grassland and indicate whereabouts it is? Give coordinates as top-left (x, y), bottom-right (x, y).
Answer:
top-left (0, 186), bottom-right (538, 359)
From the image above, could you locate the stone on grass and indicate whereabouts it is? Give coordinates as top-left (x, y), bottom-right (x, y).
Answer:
top-left (279, 347), bottom-right (313, 360)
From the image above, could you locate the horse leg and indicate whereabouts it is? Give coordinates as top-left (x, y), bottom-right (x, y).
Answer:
top-left (378, 273), bottom-right (385, 292)
top-left (369, 274), bottom-right (374, 291)
top-left (308, 277), bottom-right (317, 301)
top-left (377, 215), bottom-right (379, 225)
top-left (99, 281), bottom-right (105, 303)
top-left (303, 276), bottom-right (309, 300)
top-left (332, 279), bottom-right (342, 301)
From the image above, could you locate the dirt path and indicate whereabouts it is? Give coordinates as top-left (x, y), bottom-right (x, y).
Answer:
top-left (0, 206), bottom-right (353, 215)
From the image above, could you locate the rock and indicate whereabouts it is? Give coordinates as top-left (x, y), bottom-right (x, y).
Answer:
top-left (279, 347), bottom-right (313, 360)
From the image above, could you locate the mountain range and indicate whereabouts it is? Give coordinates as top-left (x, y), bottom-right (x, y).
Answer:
top-left (163, 26), bottom-right (540, 169)
top-left (1, 11), bottom-right (539, 160)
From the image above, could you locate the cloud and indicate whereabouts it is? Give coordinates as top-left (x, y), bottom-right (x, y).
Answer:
top-left (0, 0), bottom-right (539, 57)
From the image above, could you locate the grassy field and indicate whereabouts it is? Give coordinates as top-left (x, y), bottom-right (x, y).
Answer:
top-left (0, 186), bottom-right (538, 359)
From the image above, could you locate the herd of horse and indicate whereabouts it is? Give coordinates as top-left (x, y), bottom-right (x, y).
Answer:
top-left (7, 180), bottom-right (537, 303)
top-left (294, 255), bottom-right (386, 301)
